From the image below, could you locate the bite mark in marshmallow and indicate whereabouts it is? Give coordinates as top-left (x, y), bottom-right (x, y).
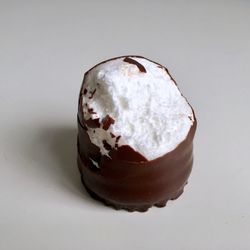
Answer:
top-left (81, 56), bottom-right (194, 160)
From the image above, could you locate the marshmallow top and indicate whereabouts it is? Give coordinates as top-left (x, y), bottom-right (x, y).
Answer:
top-left (81, 56), bottom-right (194, 161)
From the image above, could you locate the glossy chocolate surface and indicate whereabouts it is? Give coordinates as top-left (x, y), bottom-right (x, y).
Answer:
top-left (77, 56), bottom-right (197, 212)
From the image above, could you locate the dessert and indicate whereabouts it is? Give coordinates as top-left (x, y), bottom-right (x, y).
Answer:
top-left (77, 55), bottom-right (197, 212)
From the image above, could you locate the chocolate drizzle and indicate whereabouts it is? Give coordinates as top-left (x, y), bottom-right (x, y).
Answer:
top-left (102, 115), bottom-right (115, 130)
top-left (83, 88), bottom-right (87, 95)
top-left (123, 57), bottom-right (146, 73)
top-left (89, 89), bottom-right (96, 99)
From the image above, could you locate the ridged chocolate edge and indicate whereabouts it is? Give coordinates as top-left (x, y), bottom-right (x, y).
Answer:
top-left (77, 154), bottom-right (186, 212)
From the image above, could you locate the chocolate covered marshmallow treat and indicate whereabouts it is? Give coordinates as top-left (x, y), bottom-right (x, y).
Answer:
top-left (77, 56), bottom-right (197, 212)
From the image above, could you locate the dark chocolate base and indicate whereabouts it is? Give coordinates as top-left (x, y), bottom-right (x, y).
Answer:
top-left (78, 153), bottom-right (187, 212)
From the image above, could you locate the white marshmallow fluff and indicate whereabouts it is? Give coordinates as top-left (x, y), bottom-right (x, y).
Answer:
top-left (81, 56), bottom-right (194, 161)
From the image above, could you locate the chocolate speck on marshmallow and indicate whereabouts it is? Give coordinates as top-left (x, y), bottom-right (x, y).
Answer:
top-left (88, 108), bottom-right (96, 114)
top-left (89, 89), bottom-right (96, 99)
top-left (102, 115), bottom-right (115, 130)
top-left (115, 135), bottom-right (121, 148)
top-left (103, 140), bottom-right (112, 151)
top-left (110, 132), bottom-right (116, 138)
top-left (116, 135), bottom-right (121, 143)
top-left (85, 118), bottom-right (100, 128)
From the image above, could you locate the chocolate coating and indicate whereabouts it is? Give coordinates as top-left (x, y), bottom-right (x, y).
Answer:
top-left (77, 55), bottom-right (197, 212)
top-left (123, 57), bottom-right (147, 73)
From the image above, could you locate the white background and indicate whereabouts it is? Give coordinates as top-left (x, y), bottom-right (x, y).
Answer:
top-left (1, 1), bottom-right (250, 249)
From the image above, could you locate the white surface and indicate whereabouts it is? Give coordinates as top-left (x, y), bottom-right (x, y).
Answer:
top-left (82, 56), bottom-right (194, 160)
top-left (0, 1), bottom-right (250, 250)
